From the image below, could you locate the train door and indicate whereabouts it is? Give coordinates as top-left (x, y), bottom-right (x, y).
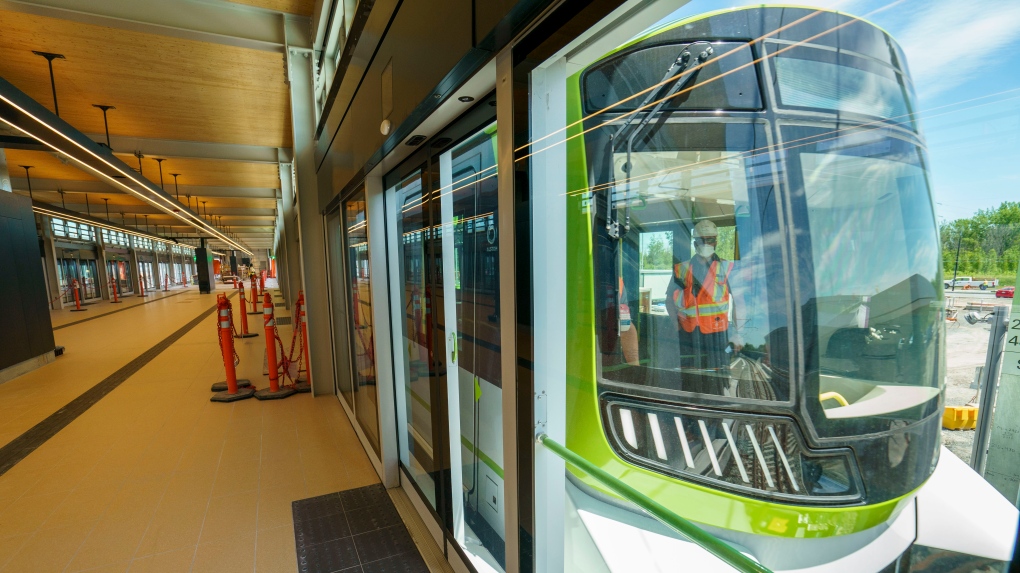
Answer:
top-left (57, 252), bottom-right (79, 304)
top-left (80, 257), bottom-right (100, 300)
top-left (388, 118), bottom-right (505, 572)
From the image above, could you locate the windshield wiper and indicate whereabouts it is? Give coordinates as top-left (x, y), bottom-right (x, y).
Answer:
top-left (605, 41), bottom-right (714, 240)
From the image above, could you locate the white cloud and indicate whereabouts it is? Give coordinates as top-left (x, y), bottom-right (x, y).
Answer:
top-left (891, 0), bottom-right (1020, 99)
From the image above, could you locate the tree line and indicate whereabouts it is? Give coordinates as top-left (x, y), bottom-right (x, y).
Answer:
top-left (940, 201), bottom-right (1020, 280)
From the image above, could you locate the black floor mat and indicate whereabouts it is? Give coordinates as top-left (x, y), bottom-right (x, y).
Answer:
top-left (293, 484), bottom-right (429, 573)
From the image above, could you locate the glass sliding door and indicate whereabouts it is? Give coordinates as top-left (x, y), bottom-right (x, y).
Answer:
top-left (441, 126), bottom-right (505, 571)
top-left (387, 117), bottom-right (505, 573)
top-left (343, 189), bottom-right (381, 455)
top-left (327, 209), bottom-right (356, 411)
top-left (394, 168), bottom-right (441, 508)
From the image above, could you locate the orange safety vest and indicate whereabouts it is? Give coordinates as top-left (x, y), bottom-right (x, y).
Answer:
top-left (673, 259), bottom-right (733, 334)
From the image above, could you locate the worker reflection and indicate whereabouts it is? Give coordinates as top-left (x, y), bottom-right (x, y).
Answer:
top-left (665, 220), bottom-right (742, 371)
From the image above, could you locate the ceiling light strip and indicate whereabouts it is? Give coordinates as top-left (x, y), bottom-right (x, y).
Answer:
top-left (0, 80), bottom-right (252, 255)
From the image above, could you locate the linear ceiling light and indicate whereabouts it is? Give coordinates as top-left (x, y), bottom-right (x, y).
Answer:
top-left (0, 77), bottom-right (252, 256)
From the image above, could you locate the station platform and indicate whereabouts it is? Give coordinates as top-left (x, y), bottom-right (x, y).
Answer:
top-left (0, 282), bottom-right (445, 573)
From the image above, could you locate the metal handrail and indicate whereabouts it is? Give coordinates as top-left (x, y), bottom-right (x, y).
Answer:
top-left (537, 433), bottom-right (773, 573)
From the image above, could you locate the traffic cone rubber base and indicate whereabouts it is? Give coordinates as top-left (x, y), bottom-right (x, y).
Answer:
top-left (293, 381), bottom-right (311, 393)
top-left (210, 386), bottom-right (256, 402)
top-left (70, 308), bottom-right (87, 312)
top-left (235, 333), bottom-right (259, 339)
top-left (254, 386), bottom-right (296, 400)
top-left (211, 379), bottom-right (253, 392)
top-left (111, 301), bottom-right (123, 304)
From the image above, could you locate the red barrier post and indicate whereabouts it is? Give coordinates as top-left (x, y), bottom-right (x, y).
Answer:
top-left (163, 274), bottom-right (169, 292)
top-left (211, 294), bottom-right (255, 400)
top-left (247, 275), bottom-right (259, 311)
top-left (70, 279), bottom-right (86, 312)
top-left (110, 276), bottom-right (121, 304)
top-left (236, 283), bottom-right (258, 339)
top-left (259, 271), bottom-right (265, 296)
top-left (255, 292), bottom-right (295, 400)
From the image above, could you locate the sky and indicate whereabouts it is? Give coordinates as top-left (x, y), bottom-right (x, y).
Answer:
top-left (651, 0), bottom-right (1020, 221)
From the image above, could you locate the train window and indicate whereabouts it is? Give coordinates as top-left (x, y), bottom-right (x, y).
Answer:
top-left (769, 41), bottom-right (918, 130)
top-left (582, 42), bottom-right (762, 114)
top-left (784, 125), bottom-right (942, 437)
top-left (589, 121), bottom-right (789, 404)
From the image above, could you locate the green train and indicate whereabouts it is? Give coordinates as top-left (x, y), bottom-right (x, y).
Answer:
top-left (560, 5), bottom-right (1015, 571)
top-left (392, 5), bottom-right (1016, 571)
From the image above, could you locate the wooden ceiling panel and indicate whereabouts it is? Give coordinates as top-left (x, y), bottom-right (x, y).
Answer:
top-left (3, 149), bottom-right (97, 181)
top-left (0, 10), bottom-right (292, 148)
top-left (114, 155), bottom-right (281, 190)
top-left (225, 0), bottom-right (315, 16)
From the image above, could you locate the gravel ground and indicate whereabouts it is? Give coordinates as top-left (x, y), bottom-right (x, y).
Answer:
top-left (941, 293), bottom-right (1013, 462)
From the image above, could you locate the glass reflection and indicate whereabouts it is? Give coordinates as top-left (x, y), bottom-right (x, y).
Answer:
top-left (344, 190), bottom-right (381, 455)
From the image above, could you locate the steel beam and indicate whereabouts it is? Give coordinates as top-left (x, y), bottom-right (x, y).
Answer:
top-left (84, 134), bottom-right (291, 164)
top-left (0, 0), bottom-right (312, 53)
top-left (0, 74), bottom-right (253, 254)
top-left (10, 178), bottom-right (280, 199)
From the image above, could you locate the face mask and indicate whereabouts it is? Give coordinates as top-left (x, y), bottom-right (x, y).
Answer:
top-left (696, 244), bottom-right (715, 258)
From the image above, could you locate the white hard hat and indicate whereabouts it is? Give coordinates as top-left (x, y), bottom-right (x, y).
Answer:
top-left (693, 219), bottom-right (718, 238)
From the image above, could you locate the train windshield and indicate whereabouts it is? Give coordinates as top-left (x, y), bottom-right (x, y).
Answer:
top-left (786, 125), bottom-right (943, 437)
top-left (592, 121), bottom-right (792, 404)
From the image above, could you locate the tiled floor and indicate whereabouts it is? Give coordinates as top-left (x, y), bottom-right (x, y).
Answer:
top-left (0, 281), bottom-right (381, 572)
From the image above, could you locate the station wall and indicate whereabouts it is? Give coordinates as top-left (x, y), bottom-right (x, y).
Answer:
top-left (0, 192), bottom-right (55, 376)
top-left (315, 0), bottom-right (524, 207)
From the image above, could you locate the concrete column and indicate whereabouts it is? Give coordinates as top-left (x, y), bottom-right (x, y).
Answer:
top-left (0, 149), bottom-right (11, 192)
top-left (95, 240), bottom-right (111, 300)
top-left (279, 165), bottom-right (302, 307)
top-left (129, 248), bottom-right (141, 294)
top-left (285, 40), bottom-right (332, 396)
top-left (40, 216), bottom-right (62, 309)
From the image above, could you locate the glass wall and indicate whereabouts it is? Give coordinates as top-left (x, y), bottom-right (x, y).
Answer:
top-left (387, 115), bottom-right (505, 572)
top-left (342, 189), bottom-right (381, 455)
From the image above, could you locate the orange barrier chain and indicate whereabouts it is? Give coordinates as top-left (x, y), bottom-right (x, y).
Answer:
top-left (110, 276), bottom-right (122, 304)
top-left (236, 282), bottom-right (258, 339)
top-left (255, 292), bottom-right (295, 400)
top-left (249, 277), bottom-right (259, 315)
top-left (70, 279), bottom-right (86, 312)
top-left (211, 294), bottom-right (255, 401)
top-left (285, 291), bottom-right (312, 393)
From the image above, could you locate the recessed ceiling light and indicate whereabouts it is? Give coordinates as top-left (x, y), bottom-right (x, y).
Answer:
top-left (458, 96), bottom-right (474, 103)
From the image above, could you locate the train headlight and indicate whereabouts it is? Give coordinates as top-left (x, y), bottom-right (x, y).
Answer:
top-left (602, 398), bottom-right (864, 504)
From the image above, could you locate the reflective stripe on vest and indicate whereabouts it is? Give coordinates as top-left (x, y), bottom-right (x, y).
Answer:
top-left (673, 259), bottom-right (733, 334)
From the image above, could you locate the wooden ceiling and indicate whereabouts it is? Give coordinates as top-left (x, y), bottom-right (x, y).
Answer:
top-left (227, 0), bottom-right (315, 16)
top-left (0, 11), bottom-right (291, 148)
top-left (0, 0), bottom-right (307, 250)
top-left (3, 150), bottom-right (97, 181)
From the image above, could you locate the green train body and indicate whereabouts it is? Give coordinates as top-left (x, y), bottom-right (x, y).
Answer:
top-left (564, 6), bottom-right (943, 540)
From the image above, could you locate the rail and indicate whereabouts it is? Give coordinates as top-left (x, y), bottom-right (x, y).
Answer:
top-left (536, 433), bottom-right (773, 573)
